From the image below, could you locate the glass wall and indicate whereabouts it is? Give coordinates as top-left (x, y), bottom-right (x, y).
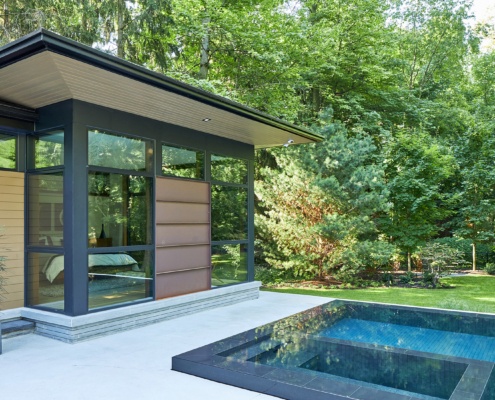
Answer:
top-left (34, 130), bottom-right (64, 168)
top-left (0, 132), bottom-right (16, 169)
top-left (211, 154), bottom-right (249, 286)
top-left (28, 173), bottom-right (64, 247)
top-left (88, 129), bottom-right (150, 171)
top-left (88, 173), bottom-right (152, 247)
top-left (27, 252), bottom-right (64, 310)
top-left (27, 130), bottom-right (65, 310)
top-left (162, 143), bottom-right (204, 179)
top-left (87, 129), bottom-right (154, 310)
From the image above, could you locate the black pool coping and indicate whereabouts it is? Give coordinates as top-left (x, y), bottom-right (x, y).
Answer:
top-left (172, 300), bottom-right (495, 400)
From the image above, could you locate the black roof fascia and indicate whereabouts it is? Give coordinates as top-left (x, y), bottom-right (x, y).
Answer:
top-left (0, 100), bottom-right (38, 122)
top-left (0, 29), bottom-right (323, 143)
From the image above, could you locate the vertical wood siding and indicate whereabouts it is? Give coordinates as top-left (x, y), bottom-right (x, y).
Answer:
top-left (0, 171), bottom-right (24, 310)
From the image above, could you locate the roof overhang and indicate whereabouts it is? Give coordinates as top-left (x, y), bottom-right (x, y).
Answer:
top-left (0, 29), bottom-right (322, 149)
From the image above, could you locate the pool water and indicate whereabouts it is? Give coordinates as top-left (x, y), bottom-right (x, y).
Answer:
top-left (319, 317), bottom-right (495, 362)
top-left (173, 300), bottom-right (495, 400)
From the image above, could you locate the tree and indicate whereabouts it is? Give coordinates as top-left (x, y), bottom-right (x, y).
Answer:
top-left (454, 126), bottom-right (495, 270)
top-left (256, 116), bottom-right (392, 280)
top-left (380, 129), bottom-right (457, 270)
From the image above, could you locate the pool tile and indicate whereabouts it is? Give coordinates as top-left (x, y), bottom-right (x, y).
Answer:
top-left (352, 386), bottom-right (413, 400)
top-left (450, 390), bottom-right (482, 400)
top-left (262, 368), bottom-right (315, 386)
top-left (303, 375), bottom-right (362, 397)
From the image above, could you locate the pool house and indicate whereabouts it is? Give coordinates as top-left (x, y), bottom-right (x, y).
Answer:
top-left (0, 29), bottom-right (321, 342)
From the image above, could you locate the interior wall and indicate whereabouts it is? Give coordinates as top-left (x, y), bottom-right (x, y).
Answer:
top-left (0, 170), bottom-right (25, 309)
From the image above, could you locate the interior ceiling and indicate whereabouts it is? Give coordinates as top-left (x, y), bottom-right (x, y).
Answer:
top-left (0, 51), bottom-right (317, 149)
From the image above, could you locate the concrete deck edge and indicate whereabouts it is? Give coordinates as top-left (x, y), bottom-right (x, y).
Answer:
top-left (2, 281), bottom-right (261, 343)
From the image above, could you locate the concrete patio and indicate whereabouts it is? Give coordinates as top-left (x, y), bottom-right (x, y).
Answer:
top-left (0, 291), bottom-right (329, 400)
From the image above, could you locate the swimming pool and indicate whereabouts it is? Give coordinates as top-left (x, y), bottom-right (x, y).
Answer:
top-left (172, 300), bottom-right (495, 399)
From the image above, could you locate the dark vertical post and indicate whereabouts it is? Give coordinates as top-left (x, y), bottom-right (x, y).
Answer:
top-left (247, 158), bottom-right (255, 282)
top-left (64, 109), bottom-right (89, 316)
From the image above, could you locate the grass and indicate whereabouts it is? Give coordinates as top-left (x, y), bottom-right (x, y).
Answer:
top-left (263, 275), bottom-right (495, 313)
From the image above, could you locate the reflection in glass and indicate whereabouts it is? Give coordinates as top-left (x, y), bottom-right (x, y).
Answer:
top-left (162, 144), bottom-right (204, 179)
top-left (88, 129), bottom-right (152, 171)
top-left (27, 252), bottom-right (64, 310)
top-left (34, 130), bottom-right (64, 168)
top-left (0, 133), bottom-right (16, 169)
top-left (211, 244), bottom-right (248, 286)
top-left (28, 173), bottom-right (64, 247)
top-left (88, 250), bottom-right (153, 310)
top-left (211, 185), bottom-right (248, 241)
top-left (88, 173), bottom-right (152, 247)
top-left (211, 154), bottom-right (248, 184)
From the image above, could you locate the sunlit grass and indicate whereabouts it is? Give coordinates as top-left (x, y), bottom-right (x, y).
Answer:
top-left (263, 275), bottom-right (495, 313)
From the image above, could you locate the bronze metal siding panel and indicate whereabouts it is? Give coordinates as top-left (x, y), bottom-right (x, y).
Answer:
top-left (154, 176), bottom-right (211, 299)
top-left (156, 177), bottom-right (210, 204)
top-left (155, 268), bottom-right (210, 299)
top-left (156, 245), bottom-right (210, 273)
top-left (156, 202), bottom-right (209, 224)
top-left (156, 224), bottom-right (210, 247)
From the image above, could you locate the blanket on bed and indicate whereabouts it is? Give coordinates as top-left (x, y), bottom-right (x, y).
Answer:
top-left (42, 254), bottom-right (139, 283)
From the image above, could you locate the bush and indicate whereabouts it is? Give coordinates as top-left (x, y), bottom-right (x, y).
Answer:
top-left (485, 263), bottom-right (495, 275)
top-left (254, 265), bottom-right (300, 285)
top-left (417, 242), bottom-right (467, 287)
top-left (399, 272), bottom-right (415, 284)
top-left (434, 237), bottom-right (495, 269)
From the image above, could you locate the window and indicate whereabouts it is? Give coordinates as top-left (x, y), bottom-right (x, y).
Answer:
top-left (211, 186), bottom-right (248, 241)
top-left (0, 133), bottom-right (16, 169)
top-left (88, 129), bottom-right (152, 171)
top-left (87, 250), bottom-right (153, 310)
top-left (162, 144), bottom-right (204, 179)
top-left (27, 129), bottom-right (65, 312)
top-left (88, 173), bottom-right (152, 247)
top-left (88, 129), bottom-right (154, 309)
top-left (28, 173), bottom-right (64, 247)
top-left (211, 244), bottom-right (248, 286)
top-left (27, 251), bottom-right (64, 310)
top-left (34, 130), bottom-right (64, 168)
top-left (211, 154), bottom-right (248, 184)
top-left (210, 153), bottom-right (249, 287)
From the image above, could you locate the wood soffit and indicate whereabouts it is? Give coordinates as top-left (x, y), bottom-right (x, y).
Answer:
top-left (0, 30), bottom-right (322, 149)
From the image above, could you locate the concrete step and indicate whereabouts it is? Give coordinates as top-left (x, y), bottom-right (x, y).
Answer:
top-left (1, 319), bottom-right (35, 338)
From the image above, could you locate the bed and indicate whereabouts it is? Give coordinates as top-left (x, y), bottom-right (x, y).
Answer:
top-left (42, 254), bottom-right (139, 283)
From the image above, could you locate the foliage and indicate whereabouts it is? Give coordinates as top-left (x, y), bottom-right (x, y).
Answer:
top-left (256, 117), bottom-right (391, 280)
top-left (379, 129), bottom-right (457, 268)
top-left (416, 242), bottom-right (467, 286)
top-left (485, 263), bottom-right (495, 275)
top-left (1, 0), bottom-right (494, 284)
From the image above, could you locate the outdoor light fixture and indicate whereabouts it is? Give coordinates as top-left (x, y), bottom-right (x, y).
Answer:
top-left (202, 118), bottom-right (211, 122)
top-left (283, 138), bottom-right (294, 147)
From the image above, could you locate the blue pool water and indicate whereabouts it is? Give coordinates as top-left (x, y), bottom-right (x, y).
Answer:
top-left (319, 317), bottom-right (495, 362)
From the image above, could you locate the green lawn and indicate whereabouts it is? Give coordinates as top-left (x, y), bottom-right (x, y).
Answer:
top-left (263, 275), bottom-right (495, 313)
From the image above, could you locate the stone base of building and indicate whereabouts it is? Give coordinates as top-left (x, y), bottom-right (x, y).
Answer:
top-left (0, 282), bottom-right (261, 343)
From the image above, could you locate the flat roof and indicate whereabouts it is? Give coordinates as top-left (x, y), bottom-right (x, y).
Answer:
top-left (0, 29), bottom-right (322, 148)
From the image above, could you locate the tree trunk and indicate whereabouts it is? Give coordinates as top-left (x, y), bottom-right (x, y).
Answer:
top-left (407, 252), bottom-right (412, 272)
top-left (3, 0), bottom-right (9, 33)
top-left (116, 0), bottom-right (125, 58)
top-left (472, 242), bottom-right (477, 271)
top-left (199, 16), bottom-right (210, 79)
